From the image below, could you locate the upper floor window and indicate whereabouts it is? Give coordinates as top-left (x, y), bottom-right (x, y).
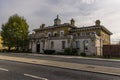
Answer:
top-left (73, 34), bottom-right (77, 37)
top-left (60, 31), bottom-right (64, 37)
top-left (81, 32), bottom-right (86, 36)
top-left (90, 32), bottom-right (96, 37)
top-left (53, 32), bottom-right (57, 37)
top-left (48, 32), bottom-right (51, 37)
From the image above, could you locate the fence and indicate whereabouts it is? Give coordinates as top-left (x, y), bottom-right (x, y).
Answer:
top-left (103, 45), bottom-right (120, 57)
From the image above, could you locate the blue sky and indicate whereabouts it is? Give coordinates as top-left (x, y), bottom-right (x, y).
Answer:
top-left (1, 0), bottom-right (120, 43)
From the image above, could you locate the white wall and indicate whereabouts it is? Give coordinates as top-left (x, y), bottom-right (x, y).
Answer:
top-left (32, 42), bottom-right (36, 53)
top-left (48, 39), bottom-right (68, 52)
top-left (30, 37), bottom-right (102, 56)
top-left (73, 39), bottom-right (96, 55)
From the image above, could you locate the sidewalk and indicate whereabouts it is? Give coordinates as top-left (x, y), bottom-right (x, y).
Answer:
top-left (0, 55), bottom-right (120, 76)
top-left (29, 53), bottom-right (120, 62)
top-left (3, 53), bottom-right (120, 62)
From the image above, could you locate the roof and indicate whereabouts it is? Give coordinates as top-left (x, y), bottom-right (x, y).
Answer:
top-left (71, 25), bottom-right (112, 35)
top-left (33, 23), bottom-right (76, 32)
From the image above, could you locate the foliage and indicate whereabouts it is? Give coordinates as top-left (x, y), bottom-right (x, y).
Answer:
top-left (64, 48), bottom-right (78, 55)
top-left (1, 14), bottom-right (29, 51)
top-left (103, 54), bottom-right (110, 58)
top-left (44, 50), bottom-right (56, 54)
top-left (80, 52), bottom-right (86, 56)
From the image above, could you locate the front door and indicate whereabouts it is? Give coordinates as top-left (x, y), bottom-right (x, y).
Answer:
top-left (36, 43), bottom-right (40, 53)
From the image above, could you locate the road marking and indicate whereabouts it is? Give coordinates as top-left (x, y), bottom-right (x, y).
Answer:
top-left (24, 73), bottom-right (48, 80)
top-left (0, 67), bottom-right (9, 71)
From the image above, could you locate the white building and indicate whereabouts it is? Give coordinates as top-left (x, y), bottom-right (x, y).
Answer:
top-left (29, 16), bottom-right (112, 56)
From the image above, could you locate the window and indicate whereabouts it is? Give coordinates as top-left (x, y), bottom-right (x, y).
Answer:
top-left (81, 32), bottom-right (86, 36)
top-left (83, 40), bottom-right (89, 50)
top-left (73, 34), bottom-right (77, 37)
top-left (62, 41), bottom-right (66, 49)
top-left (60, 31), bottom-right (64, 37)
top-left (53, 32), bottom-right (57, 37)
top-left (48, 32), bottom-right (51, 37)
top-left (76, 41), bottom-right (80, 49)
top-left (48, 34), bottom-right (51, 37)
top-left (51, 41), bottom-right (54, 48)
top-left (90, 32), bottom-right (96, 37)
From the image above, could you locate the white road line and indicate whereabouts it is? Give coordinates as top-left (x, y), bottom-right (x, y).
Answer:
top-left (24, 73), bottom-right (48, 80)
top-left (0, 67), bottom-right (9, 71)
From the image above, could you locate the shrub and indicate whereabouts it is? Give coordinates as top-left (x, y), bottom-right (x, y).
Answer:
top-left (64, 48), bottom-right (78, 55)
top-left (44, 50), bottom-right (55, 54)
top-left (103, 54), bottom-right (110, 58)
top-left (64, 48), bottom-right (71, 55)
top-left (80, 52), bottom-right (86, 56)
top-left (72, 48), bottom-right (78, 55)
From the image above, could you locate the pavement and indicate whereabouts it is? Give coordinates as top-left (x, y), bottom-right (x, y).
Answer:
top-left (0, 55), bottom-right (120, 77)
top-left (29, 53), bottom-right (120, 62)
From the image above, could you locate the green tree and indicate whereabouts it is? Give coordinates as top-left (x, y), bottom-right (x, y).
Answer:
top-left (1, 14), bottom-right (29, 52)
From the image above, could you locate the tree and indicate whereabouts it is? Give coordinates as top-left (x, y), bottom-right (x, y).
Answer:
top-left (1, 14), bottom-right (29, 52)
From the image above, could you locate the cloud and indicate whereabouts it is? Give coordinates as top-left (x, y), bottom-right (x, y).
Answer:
top-left (1, 0), bottom-right (120, 43)
top-left (81, 0), bottom-right (96, 4)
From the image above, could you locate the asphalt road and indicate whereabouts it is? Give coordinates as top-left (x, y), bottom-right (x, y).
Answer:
top-left (0, 59), bottom-right (120, 80)
top-left (0, 53), bottom-right (120, 68)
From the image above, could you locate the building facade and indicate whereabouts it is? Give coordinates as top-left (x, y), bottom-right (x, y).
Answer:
top-left (29, 16), bottom-right (112, 56)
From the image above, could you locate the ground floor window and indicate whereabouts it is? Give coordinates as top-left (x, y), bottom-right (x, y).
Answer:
top-left (76, 41), bottom-right (80, 49)
top-left (51, 41), bottom-right (54, 49)
top-left (62, 41), bottom-right (66, 49)
top-left (83, 40), bottom-right (89, 50)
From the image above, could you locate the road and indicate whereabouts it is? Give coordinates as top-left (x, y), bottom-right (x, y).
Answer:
top-left (0, 59), bottom-right (120, 80)
top-left (0, 53), bottom-right (120, 68)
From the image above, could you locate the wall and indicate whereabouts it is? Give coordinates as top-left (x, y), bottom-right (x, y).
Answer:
top-left (73, 38), bottom-right (96, 56)
top-left (48, 39), bottom-right (68, 52)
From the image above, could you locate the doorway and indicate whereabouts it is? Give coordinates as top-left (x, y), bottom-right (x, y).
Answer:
top-left (36, 42), bottom-right (40, 53)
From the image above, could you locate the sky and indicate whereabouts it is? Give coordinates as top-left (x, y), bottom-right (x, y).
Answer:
top-left (1, 0), bottom-right (120, 43)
